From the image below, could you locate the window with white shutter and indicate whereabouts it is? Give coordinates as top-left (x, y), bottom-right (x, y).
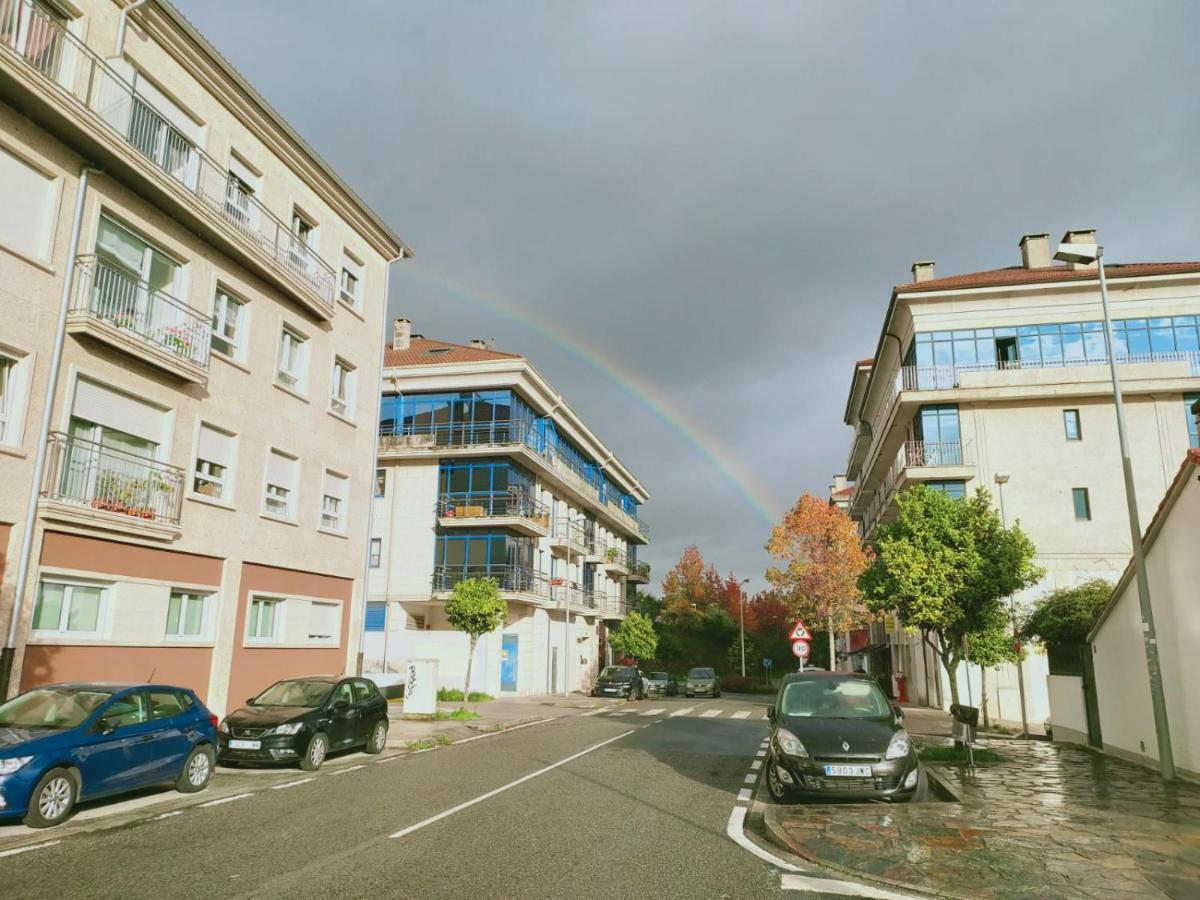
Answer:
top-left (321, 470), bottom-right (349, 532)
top-left (277, 327), bottom-right (308, 392)
top-left (307, 601), bottom-right (340, 644)
top-left (339, 252), bottom-right (363, 309)
top-left (193, 423), bottom-right (235, 501)
top-left (0, 144), bottom-right (57, 263)
top-left (264, 449), bottom-right (298, 518)
top-left (0, 348), bottom-right (32, 448)
top-left (330, 357), bottom-right (355, 417)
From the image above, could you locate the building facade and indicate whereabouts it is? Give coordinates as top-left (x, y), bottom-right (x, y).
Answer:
top-left (841, 230), bottom-right (1200, 720)
top-left (364, 321), bottom-right (650, 696)
top-left (0, 0), bottom-right (407, 714)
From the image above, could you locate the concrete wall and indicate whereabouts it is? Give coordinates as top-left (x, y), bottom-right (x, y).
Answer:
top-left (1047, 675), bottom-right (1088, 744)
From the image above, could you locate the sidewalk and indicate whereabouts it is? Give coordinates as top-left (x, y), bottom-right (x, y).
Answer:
top-left (384, 693), bottom-right (615, 747)
top-left (763, 735), bottom-right (1200, 899)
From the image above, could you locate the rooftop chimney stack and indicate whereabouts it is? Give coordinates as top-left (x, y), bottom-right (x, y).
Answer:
top-left (393, 318), bottom-right (411, 350)
top-left (1019, 233), bottom-right (1051, 269)
top-left (469, 339), bottom-right (488, 350)
top-left (1062, 228), bottom-right (1099, 271)
top-left (911, 260), bottom-right (936, 283)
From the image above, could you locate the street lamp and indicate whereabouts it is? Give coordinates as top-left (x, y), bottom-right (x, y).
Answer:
top-left (1053, 237), bottom-right (1175, 781)
top-left (739, 578), bottom-right (750, 677)
top-left (993, 473), bottom-right (1029, 740)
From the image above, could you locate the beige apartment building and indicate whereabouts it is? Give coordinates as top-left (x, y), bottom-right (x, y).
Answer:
top-left (364, 320), bottom-right (650, 697)
top-left (841, 230), bottom-right (1200, 722)
top-left (0, 0), bottom-right (407, 714)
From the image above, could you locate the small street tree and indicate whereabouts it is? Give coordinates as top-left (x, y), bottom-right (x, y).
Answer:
top-left (766, 492), bottom-right (874, 669)
top-left (1022, 579), bottom-right (1112, 647)
top-left (859, 485), bottom-right (1042, 708)
top-left (964, 605), bottom-right (1020, 728)
top-left (443, 577), bottom-right (507, 710)
top-left (609, 611), bottom-right (658, 663)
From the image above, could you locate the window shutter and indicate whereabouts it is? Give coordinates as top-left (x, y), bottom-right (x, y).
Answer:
top-left (132, 73), bottom-right (203, 145)
top-left (323, 471), bottom-right (348, 502)
top-left (197, 423), bottom-right (232, 466)
top-left (364, 602), bottom-right (386, 632)
top-left (267, 450), bottom-right (295, 487)
top-left (228, 154), bottom-right (259, 190)
top-left (308, 602), bottom-right (340, 641)
top-left (0, 144), bottom-right (56, 260)
top-left (73, 378), bottom-right (165, 443)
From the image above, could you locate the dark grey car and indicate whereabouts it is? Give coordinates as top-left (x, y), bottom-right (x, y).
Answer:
top-left (765, 672), bottom-right (919, 802)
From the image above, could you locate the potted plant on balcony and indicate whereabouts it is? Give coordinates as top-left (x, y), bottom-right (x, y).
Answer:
top-left (92, 473), bottom-right (119, 512)
top-left (161, 325), bottom-right (194, 357)
top-left (605, 547), bottom-right (621, 563)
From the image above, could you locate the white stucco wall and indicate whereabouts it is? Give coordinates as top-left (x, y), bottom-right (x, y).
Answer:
top-left (1046, 675), bottom-right (1088, 742)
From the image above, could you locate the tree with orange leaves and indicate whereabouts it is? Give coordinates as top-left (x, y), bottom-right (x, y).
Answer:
top-left (766, 492), bottom-right (874, 668)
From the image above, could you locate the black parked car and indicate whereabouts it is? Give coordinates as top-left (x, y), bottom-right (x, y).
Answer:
top-left (765, 672), bottom-right (920, 803)
top-left (591, 666), bottom-right (645, 700)
top-left (218, 676), bottom-right (388, 770)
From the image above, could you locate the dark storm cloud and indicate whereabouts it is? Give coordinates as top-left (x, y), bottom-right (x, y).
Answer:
top-left (177, 0), bottom-right (1200, 586)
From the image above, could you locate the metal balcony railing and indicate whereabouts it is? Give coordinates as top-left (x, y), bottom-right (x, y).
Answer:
top-left (0, 0), bottom-right (336, 311)
top-left (41, 432), bottom-right (185, 526)
top-left (628, 560), bottom-right (651, 580)
top-left (903, 440), bottom-right (970, 468)
top-left (436, 489), bottom-right (549, 521)
top-left (901, 351), bottom-right (1200, 391)
top-left (550, 518), bottom-right (588, 548)
top-left (552, 581), bottom-right (589, 610)
top-left (602, 546), bottom-right (627, 568)
top-left (72, 256), bottom-right (210, 368)
top-left (433, 565), bottom-right (548, 598)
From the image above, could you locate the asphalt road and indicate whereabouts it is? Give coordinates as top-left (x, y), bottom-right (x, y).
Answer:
top-left (0, 694), bottom-right (880, 899)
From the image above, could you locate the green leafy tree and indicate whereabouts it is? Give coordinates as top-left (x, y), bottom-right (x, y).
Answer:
top-left (443, 578), bottom-right (507, 710)
top-left (1022, 579), bottom-right (1113, 646)
top-left (610, 611), bottom-right (658, 663)
top-left (964, 605), bottom-right (1020, 728)
top-left (860, 486), bottom-right (1042, 707)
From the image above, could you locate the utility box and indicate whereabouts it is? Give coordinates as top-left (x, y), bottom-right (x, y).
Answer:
top-left (402, 658), bottom-right (438, 720)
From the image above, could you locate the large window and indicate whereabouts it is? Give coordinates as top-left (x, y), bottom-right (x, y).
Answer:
top-left (264, 449), bottom-right (298, 519)
top-left (166, 591), bottom-right (211, 640)
top-left (438, 458), bottom-right (532, 513)
top-left (210, 288), bottom-right (247, 361)
top-left (1186, 394), bottom-right (1199, 449)
top-left (193, 423), bottom-right (235, 501)
top-left (435, 531), bottom-right (535, 575)
top-left (381, 390), bottom-right (517, 441)
top-left (925, 481), bottom-right (967, 500)
top-left (247, 597), bottom-right (282, 642)
top-left (32, 581), bottom-right (106, 637)
top-left (95, 215), bottom-right (182, 301)
top-left (912, 405), bottom-right (961, 465)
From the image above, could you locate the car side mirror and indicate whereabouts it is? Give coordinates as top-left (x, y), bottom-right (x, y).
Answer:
top-left (247, 697), bottom-right (257, 706)
top-left (892, 703), bottom-right (904, 723)
top-left (767, 705), bottom-right (776, 721)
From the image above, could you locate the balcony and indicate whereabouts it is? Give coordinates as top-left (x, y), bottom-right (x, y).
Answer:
top-left (0, 0), bottom-right (337, 318)
top-left (860, 440), bottom-right (976, 537)
top-left (901, 353), bottom-right (1200, 392)
top-left (603, 598), bottom-right (629, 620)
top-left (435, 490), bottom-right (550, 537)
top-left (549, 519), bottom-right (588, 559)
top-left (627, 560), bottom-right (651, 584)
top-left (38, 431), bottom-right (184, 540)
top-left (600, 546), bottom-right (628, 579)
top-left (67, 256), bottom-right (210, 383)
top-left (432, 565), bottom-right (548, 604)
top-left (551, 581), bottom-right (595, 612)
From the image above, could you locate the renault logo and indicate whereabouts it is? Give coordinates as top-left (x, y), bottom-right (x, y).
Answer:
top-left (842, 741), bottom-right (850, 752)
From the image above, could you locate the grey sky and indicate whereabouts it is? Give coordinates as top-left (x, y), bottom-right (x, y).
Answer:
top-left (177, 0), bottom-right (1200, 588)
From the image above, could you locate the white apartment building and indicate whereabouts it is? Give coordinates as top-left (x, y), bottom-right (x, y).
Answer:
top-left (364, 320), bottom-right (650, 697)
top-left (0, 0), bottom-right (407, 713)
top-left (842, 230), bottom-right (1200, 724)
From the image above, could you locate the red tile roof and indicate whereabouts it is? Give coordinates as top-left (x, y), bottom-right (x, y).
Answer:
top-left (831, 486), bottom-right (855, 498)
top-left (383, 337), bottom-right (521, 368)
top-left (895, 262), bottom-right (1200, 294)
top-left (856, 358), bottom-right (875, 367)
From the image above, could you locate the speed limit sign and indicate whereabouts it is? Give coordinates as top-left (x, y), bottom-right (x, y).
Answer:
top-left (791, 640), bottom-right (811, 660)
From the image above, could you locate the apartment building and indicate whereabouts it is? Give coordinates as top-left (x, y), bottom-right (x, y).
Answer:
top-left (841, 230), bottom-right (1200, 717)
top-left (364, 320), bottom-right (650, 697)
top-left (0, 0), bottom-right (408, 713)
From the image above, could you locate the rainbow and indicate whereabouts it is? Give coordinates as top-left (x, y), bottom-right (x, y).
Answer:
top-left (399, 259), bottom-right (782, 527)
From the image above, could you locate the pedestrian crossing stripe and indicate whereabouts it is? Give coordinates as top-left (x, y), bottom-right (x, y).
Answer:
top-left (699, 709), bottom-right (722, 718)
top-left (731, 710), bottom-right (752, 719)
top-left (605, 707), bottom-right (768, 720)
top-left (668, 707), bottom-right (694, 717)
top-left (641, 708), bottom-right (666, 716)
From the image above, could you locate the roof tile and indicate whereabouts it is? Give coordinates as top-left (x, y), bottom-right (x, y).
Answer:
top-left (383, 338), bottom-right (521, 368)
top-left (895, 262), bottom-right (1200, 294)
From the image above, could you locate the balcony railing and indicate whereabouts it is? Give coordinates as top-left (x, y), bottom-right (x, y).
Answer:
top-left (71, 256), bottom-right (210, 369)
top-left (601, 546), bottom-right (627, 569)
top-left (901, 352), bottom-right (1200, 392)
top-left (903, 440), bottom-right (969, 468)
top-left (628, 560), bottom-right (651, 581)
top-left (552, 581), bottom-right (591, 610)
top-left (433, 565), bottom-right (548, 598)
top-left (0, 0), bottom-right (336, 312)
top-left (41, 431), bottom-right (184, 526)
top-left (550, 518), bottom-right (588, 548)
top-left (436, 489), bottom-right (549, 522)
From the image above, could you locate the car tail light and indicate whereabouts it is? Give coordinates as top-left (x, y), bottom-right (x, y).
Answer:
top-left (208, 713), bottom-right (219, 730)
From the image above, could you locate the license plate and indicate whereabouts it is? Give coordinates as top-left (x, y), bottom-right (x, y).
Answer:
top-left (229, 739), bottom-right (261, 750)
top-left (824, 764), bottom-right (872, 777)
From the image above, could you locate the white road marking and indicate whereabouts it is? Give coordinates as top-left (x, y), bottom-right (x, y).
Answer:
top-left (700, 709), bottom-right (722, 718)
top-left (606, 710), bottom-right (630, 716)
top-left (744, 773), bottom-right (757, 784)
top-left (453, 718), bottom-right (558, 744)
top-left (330, 764), bottom-right (366, 775)
top-left (668, 707), bottom-right (695, 717)
top-left (198, 792), bottom-right (253, 808)
top-left (376, 753), bottom-right (404, 763)
top-left (0, 840), bottom-right (60, 859)
top-left (731, 710), bottom-right (752, 719)
top-left (153, 810), bottom-right (183, 820)
top-left (390, 730), bottom-right (635, 840)
top-left (641, 707), bottom-right (666, 717)
top-left (271, 777), bottom-right (315, 789)
top-left (780, 873), bottom-right (916, 898)
top-left (725, 806), bottom-right (799, 872)
top-left (755, 750), bottom-right (767, 758)
top-left (736, 788), bottom-right (753, 802)
top-left (750, 760), bottom-right (762, 770)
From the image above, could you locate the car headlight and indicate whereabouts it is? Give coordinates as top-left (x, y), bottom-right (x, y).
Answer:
top-left (775, 728), bottom-right (809, 758)
top-left (886, 730), bottom-right (912, 760)
top-left (218, 720), bottom-right (229, 734)
top-left (0, 756), bottom-right (33, 775)
top-left (271, 722), bottom-right (304, 736)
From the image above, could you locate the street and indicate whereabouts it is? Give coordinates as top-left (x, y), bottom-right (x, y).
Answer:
top-left (0, 695), bottom-right (879, 900)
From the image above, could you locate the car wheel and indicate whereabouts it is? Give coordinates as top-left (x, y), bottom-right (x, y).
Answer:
top-left (300, 732), bottom-right (329, 771)
top-left (365, 719), bottom-right (388, 754)
top-left (766, 756), bottom-right (795, 804)
top-left (24, 768), bottom-right (77, 828)
top-left (176, 745), bottom-right (214, 793)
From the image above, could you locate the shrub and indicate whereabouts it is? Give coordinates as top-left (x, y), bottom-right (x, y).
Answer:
top-left (720, 674), bottom-right (776, 694)
top-left (437, 689), bottom-right (494, 702)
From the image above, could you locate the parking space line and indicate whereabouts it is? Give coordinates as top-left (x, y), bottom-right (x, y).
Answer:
top-left (330, 764), bottom-right (365, 775)
top-left (700, 709), bottom-right (722, 718)
top-left (0, 840), bottom-right (60, 859)
top-left (198, 792), bottom-right (253, 808)
top-left (640, 708), bottom-right (666, 717)
top-left (731, 710), bottom-right (752, 719)
top-left (271, 777), bottom-right (314, 789)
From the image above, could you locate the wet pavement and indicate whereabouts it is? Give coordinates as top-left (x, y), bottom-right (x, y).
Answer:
top-left (765, 737), bottom-right (1200, 899)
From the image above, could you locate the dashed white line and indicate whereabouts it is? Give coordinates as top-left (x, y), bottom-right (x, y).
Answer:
top-left (271, 777), bottom-right (315, 789)
top-left (330, 764), bottom-right (366, 775)
top-left (0, 840), bottom-right (60, 859)
top-left (744, 773), bottom-right (757, 784)
top-left (750, 760), bottom-right (762, 770)
top-left (198, 792), bottom-right (253, 808)
top-left (736, 788), bottom-right (753, 803)
top-left (700, 709), bottom-right (722, 718)
top-left (606, 710), bottom-right (630, 716)
top-left (731, 710), bottom-right (752, 719)
top-left (755, 750), bottom-right (767, 758)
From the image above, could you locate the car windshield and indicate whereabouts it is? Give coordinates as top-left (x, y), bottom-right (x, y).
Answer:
top-left (650, 672), bottom-right (669, 680)
top-left (779, 679), bottom-right (892, 719)
top-left (688, 668), bottom-right (714, 679)
top-left (251, 680), bottom-right (334, 708)
top-left (599, 667), bottom-right (634, 679)
top-left (0, 687), bottom-right (113, 730)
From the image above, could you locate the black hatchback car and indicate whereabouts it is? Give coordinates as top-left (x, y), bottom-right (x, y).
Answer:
top-left (765, 672), bottom-right (919, 802)
top-left (218, 676), bottom-right (388, 770)
top-left (591, 666), bottom-right (645, 700)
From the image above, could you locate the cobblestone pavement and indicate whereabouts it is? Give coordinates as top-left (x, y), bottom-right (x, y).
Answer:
top-left (767, 739), bottom-right (1200, 899)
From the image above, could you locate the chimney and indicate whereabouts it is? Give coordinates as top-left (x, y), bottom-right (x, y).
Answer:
top-left (1062, 228), bottom-right (1099, 271)
top-left (1018, 233), bottom-right (1051, 269)
top-left (469, 339), bottom-right (488, 350)
top-left (911, 260), bottom-right (936, 283)
top-left (392, 318), bottom-right (411, 350)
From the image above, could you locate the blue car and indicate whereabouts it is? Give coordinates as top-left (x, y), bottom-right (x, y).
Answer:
top-left (0, 683), bottom-right (218, 828)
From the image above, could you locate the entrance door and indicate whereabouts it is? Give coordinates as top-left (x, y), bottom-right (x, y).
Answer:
top-left (1080, 648), bottom-right (1103, 749)
top-left (996, 337), bottom-right (1019, 368)
top-left (501, 635), bottom-right (519, 693)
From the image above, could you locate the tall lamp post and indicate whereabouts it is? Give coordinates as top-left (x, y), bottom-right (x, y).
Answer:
top-left (1053, 237), bottom-right (1174, 781)
top-left (739, 578), bottom-right (750, 677)
top-left (993, 473), bottom-right (1029, 739)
